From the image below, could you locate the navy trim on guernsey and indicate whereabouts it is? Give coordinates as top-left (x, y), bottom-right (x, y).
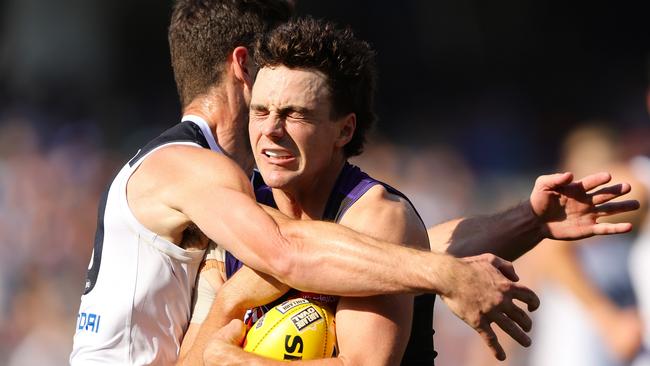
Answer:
top-left (83, 187), bottom-right (110, 295)
top-left (226, 163), bottom-right (437, 364)
top-left (128, 121), bottom-right (210, 167)
top-left (84, 121), bottom-right (211, 296)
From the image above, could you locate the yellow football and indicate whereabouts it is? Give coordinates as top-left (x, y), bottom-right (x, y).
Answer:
top-left (243, 298), bottom-right (336, 361)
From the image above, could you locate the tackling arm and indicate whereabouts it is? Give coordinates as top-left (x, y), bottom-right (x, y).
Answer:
top-left (159, 145), bottom-right (463, 297)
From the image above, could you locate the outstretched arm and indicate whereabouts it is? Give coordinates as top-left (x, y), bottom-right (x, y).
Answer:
top-left (429, 172), bottom-right (640, 261)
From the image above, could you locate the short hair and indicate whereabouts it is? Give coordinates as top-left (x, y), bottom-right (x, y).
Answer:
top-left (255, 17), bottom-right (378, 157)
top-left (169, 0), bottom-right (293, 107)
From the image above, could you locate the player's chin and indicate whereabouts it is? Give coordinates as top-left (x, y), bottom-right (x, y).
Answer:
top-left (262, 171), bottom-right (297, 190)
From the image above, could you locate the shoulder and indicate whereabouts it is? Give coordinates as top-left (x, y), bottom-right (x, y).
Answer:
top-left (348, 184), bottom-right (415, 221)
top-left (142, 144), bottom-right (252, 193)
top-left (339, 184), bottom-right (429, 249)
top-left (128, 143), bottom-right (254, 221)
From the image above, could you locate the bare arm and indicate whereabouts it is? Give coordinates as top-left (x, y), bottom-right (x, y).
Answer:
top-left (179, 264), bottom-right (225, 364)
top-left (139, 145), bottom-right (462, 297)
top-left (178, 266), bottom-right (289, 366)
top-left (326, 186), bottom-right (421, 366)
top-left (434, 203), bottom-right (542, 261)
top-left (328, 294), bottom-right (414, 366)
top-left (428, 172), bottom-right (639, 261)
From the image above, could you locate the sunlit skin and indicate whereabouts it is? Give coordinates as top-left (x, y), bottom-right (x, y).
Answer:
top-left (249, 66), bottom-right (355, 219)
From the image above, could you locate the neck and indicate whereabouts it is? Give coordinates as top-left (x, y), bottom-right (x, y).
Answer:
top-left (183, 93), bottom-right (254, 176)
top-left (272, 156), bottom-right (347, 220)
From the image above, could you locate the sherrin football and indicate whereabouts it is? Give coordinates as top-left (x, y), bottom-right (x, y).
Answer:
top-left (243, 298), bottom-right (336, 360)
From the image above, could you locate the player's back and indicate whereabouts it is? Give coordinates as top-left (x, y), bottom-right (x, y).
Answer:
top-left (70, 117), bottom-right (217, 365)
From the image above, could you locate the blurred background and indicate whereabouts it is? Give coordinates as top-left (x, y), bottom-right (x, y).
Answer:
top-left (1, 1), bottom-right (649, 365)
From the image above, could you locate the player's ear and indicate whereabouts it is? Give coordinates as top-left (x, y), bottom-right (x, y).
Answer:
top-left (335, 113), bottom-right (356, 148)
top-left (231, 46), bottom-right (254, 89)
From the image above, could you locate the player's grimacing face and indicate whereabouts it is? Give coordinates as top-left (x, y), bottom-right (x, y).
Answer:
top-left (249, 66), bottom-right (342, 190)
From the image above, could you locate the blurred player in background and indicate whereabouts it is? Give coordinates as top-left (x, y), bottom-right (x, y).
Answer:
top-left (179, 17), bottom-right (642, 366)
top-left (69, 1), bottom-right (551, 364)
top-left (530, 124), bottom-right (645, 366)
top-left (628, 65), bottom-right (650, 366)
top-left (630, 154), bottom-right (650, 366)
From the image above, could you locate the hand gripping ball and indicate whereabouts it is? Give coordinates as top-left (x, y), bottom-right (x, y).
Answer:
top-left (243, 298), bottom-right (336, 360)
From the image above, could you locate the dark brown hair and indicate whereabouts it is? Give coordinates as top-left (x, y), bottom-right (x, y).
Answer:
top-left (255, 17), bottom-right (378, 157)
top-left (169, 0), bottom-right (293, 107)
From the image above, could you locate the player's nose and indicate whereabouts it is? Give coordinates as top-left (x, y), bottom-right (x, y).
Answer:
top-left (259, 113), bottom-right (285, 138)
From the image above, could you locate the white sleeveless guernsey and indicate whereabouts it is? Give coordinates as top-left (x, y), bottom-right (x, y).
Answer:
top-left (70, 116), bottom-right (219, 365)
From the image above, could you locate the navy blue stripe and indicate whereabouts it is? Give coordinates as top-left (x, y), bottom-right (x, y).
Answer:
top-left (402, 294), bottom-right (437, 365)
top-left (83, 187), bottom-right (110, 295)
top-left (128, 122), bottom-right (210, 167)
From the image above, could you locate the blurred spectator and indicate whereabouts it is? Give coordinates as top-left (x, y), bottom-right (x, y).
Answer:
top-left (529, 124), bottom-right (646, 366)
top-left (627, 81), bottom-right (650, 366)
top-left (5, 267), bottom-right (72, 366)
top-left (630, 154), bottom-right (650, 366)
top-left (0, 113), bottom-right (120, 364)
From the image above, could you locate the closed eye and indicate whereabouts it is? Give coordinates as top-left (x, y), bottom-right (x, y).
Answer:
top-left (286, 112), bottom-right (306, 120)
top-left (250, 104), bottom-right (269, 117)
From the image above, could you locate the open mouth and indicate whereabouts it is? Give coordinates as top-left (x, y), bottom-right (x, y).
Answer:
top-left (262, 149), bottom-right (293, 160)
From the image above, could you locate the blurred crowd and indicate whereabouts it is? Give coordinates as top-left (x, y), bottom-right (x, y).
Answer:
top-left (0, 111), bottom-right (121, 365)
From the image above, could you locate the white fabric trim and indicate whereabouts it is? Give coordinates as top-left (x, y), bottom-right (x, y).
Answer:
top-left (182, 114), bottom-right (222, 153)
top-left (121, 141), bottom-right (207, 263)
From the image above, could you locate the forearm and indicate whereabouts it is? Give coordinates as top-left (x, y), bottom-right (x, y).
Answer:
top-left (180, 300), bottom-right (245, 365)
top-left (277, 219), bottom-right (459, 297)
top-left (178, 261), bottom-right (225, 365)
top-left (180, 268), bottom-right (289, 366)
top-left (214, 266), bottom-right (290, 326)
top-left (442, 201), bottom-right (544, 261)
top-left (193, 188), bottom-right (458, 297)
